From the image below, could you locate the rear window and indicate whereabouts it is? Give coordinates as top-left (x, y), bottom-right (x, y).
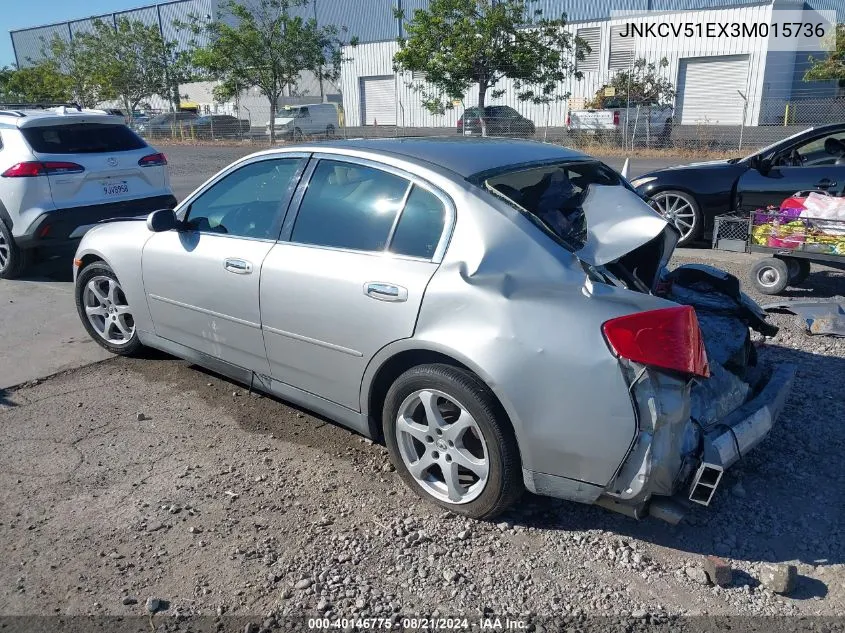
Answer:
top-left (484, 160), bottom-right (626, 250)
top-left (22, 123), bottom-right (147, 154)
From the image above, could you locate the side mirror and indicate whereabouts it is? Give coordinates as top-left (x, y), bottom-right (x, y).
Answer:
top-left (751, 155), bottom-right (771, 174)
top-left (146, 209), bottom-right (179, 232)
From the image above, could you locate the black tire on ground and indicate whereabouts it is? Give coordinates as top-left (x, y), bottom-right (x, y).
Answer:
top-left (75, 261), bottom-right (144, 356)
top-left (785, 257), bottom-right (811, 285)
top-left (0, 219), bottom-right (31, 279)
top-left (326, 124), bottom-right (335, 138)
top-left (750, 257), bottom-right (790, 295)
top-left (383, 363), bottom-right (523, 520)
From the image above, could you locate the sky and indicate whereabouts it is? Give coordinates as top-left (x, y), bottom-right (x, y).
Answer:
top-left (1, 0), bottom-right (148, 67)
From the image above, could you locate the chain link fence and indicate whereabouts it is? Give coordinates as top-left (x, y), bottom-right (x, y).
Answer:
top-left (134, 92), bottom-right (844, 159)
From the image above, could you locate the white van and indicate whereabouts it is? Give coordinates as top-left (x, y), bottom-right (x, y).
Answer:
top-left (265, 103), bottom-right (340, 139)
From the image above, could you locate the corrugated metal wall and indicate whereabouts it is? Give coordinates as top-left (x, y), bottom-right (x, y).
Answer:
top-left (343, 2), bottom-right (776, 128)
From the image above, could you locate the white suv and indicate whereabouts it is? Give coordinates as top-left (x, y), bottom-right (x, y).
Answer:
top-left (0, 106), bottom-right (176, 278)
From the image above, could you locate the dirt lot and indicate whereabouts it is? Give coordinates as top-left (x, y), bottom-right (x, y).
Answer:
top-left (1, 252), bottom-right (843, 632)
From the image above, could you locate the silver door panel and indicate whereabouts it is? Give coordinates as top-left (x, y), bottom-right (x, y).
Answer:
top-left (260, 243), bottom-right (438, 410)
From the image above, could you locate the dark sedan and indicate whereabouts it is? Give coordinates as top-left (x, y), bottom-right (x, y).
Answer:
top-left (631, 123), bottom-right (845, 245)
top-left (457, 106), bottom-right (536, 138)
top-left (181, 114), bottom-right (252, 139)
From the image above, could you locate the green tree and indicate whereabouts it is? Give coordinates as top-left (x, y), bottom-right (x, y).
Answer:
top-left (84, 18), bottom-right (180, 116)
top-left (393, 0), bottom-right (585, 136)
top-left (585, 57), bottom-right (675, 109)
top-left (183, 0), bottom-right (355, 143)
top-left (42, 34), bottom-right (102, 108)
top-left (0, 62), bottom-right (71, 103)
top-left (803, 23), bottom-right (845, 82)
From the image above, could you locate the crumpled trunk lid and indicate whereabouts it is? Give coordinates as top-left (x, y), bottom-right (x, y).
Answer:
top-left (574, 184), bottom-right (675, 268)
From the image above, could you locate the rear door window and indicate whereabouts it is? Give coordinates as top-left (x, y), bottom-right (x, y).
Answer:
top-left (22, 123), bottom-right (147, 154)
top-left (291, 160), bottom-right (410, 252)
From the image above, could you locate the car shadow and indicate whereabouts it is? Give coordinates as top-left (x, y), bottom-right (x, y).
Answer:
top-left (774, 269), bottom-right (845, 299)
top-left (18, 255), bottom-right (74, 282)
top-left (499, 344), bottom-right (844, 577)
top-left (0, 388), bottom-right (17, 408)
top-left (121, 340), bottom-right (842, 578)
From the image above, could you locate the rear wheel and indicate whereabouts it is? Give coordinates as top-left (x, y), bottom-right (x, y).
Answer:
top-left (326, 124), bottom-right (335, 138)
top-left (75, 262), bottom-right (143, 355)
top-left (750, 257), bottom-right (789, 295)
top-left (0, 220), bottom-right (31, 279)
top-left (383, 364), bottom-right (523, 519)
top-left (649, 190), bottom-right (702, 246)
top-left (786, 257), bottom-right (811, 285)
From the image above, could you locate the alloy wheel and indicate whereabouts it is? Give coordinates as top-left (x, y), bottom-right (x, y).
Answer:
top-left (395, 389), bottom-right (489, 504)
top-left (0, 232), bottom-right (8, 270)
top-left (82, 276), bottom-right (135, 345)
top-left (651, 192), bottom-right (697, 242)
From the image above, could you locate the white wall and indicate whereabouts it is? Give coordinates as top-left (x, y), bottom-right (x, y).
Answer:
top-left (341, 3), bottom-right (781, 128)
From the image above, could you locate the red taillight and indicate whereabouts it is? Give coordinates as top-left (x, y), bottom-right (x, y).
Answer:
top-left (2, 162), bottom-right (45, 177)
top-left (613, 110), bottom-right (620, 126)
top-left (457, 119), bottom-right (463, 129)
top-left (602, 306), bottom-right (710, 378)
top-left (138, 152), bottom-right (167, 167)
top-left (1, 161), bottom-right (84, 177)
top-left (566, 113), bottom-right (571, 126)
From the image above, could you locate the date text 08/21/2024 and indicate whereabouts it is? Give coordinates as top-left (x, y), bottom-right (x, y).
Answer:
top-left (307, 617), bottom-right (528, 630)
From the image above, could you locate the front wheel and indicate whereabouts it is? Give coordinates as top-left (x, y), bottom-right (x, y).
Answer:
top-left (75, 262), bottom-right (143, 356)
top-left (383, 364), bottom-right (523, 519)
top-left (649, 189), bottom-right (702, 246)
top-left (750, 257), bottom-right (790, 295)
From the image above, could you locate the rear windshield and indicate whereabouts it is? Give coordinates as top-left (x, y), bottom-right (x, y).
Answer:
top-left (22, 123), bottom-right (147, 154)
top-left (484, 160), bottom-right (626, 250)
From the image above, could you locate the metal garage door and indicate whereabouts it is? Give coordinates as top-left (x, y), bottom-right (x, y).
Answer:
top-left (676, 56), bottom-right (749, 125)
top-left (360, 76), bottom-right (396, 126)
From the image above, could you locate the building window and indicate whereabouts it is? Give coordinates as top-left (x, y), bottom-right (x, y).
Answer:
top-left (608, 25), bottom-right (635, 71)
top-left (576, 27), bottom-right (601, 73)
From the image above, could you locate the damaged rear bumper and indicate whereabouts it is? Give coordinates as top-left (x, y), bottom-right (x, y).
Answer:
top-left (689, 362), bottom-right (796, 505)
top-left (600, 360), bottom-right (796, 520)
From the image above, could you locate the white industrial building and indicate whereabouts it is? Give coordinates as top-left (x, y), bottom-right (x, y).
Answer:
top-left (9, 0), bottom-right (845, 129)
top-left (340, 0), bottom-right (843, 129)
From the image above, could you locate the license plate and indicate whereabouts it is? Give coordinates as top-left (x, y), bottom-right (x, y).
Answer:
top-left (102, 181), bottom-right (129, 197)
top-left (464, 130), bottom-right (473, 136)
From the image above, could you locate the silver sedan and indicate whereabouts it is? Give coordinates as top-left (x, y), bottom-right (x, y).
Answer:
top-left (73, 138), bottom-right (795, 521)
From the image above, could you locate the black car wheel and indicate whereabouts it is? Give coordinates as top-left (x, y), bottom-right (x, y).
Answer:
top-left (750, 257), bottom-right (790, 295)
top-left (0, 220), bottom-right (31, 279)
top-left (649, 190), bottom-right (702, 246)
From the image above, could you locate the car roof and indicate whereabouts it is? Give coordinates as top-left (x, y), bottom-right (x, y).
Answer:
top-left (313, 137), bottom-right (589, 179)
top-left (0, 107), bottom-right (123, 128)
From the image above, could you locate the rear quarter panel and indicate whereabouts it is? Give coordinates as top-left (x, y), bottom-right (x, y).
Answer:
top-left (368, 183), bottom-right (678, 487)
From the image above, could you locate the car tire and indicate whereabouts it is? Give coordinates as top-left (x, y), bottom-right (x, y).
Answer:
top-left (383, 363), bottom-right (523, 520)
top-left (75, 262), bottom-right (144, 356)
top-left (750, 257), bottom-right (790, 295)
top-left (326, 124), bottom-right (335, 138)
top-left (0, 220), bottom-right (31, 279)
top-left (785, 257), bottom-right (811, 285)
top-left (649, 189), bottom-right (702, 246)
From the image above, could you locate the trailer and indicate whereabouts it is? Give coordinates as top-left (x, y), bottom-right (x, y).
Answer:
top-left (712, 191), bottom-right (845, 295)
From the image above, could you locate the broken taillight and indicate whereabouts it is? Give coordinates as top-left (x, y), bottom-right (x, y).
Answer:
top-left (602, 306), bottom-right (710, 378)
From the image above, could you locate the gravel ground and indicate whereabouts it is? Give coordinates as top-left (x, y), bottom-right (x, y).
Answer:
top-left (0, 252), bottom-right (843, 630)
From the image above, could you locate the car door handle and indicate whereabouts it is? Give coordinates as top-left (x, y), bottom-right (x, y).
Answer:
top-left (815, 179), bottom-right (837, 188)
top-left (364, 282), bottom-right (408, 302)
top-left (224, 258), bottom-right (253, 274)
